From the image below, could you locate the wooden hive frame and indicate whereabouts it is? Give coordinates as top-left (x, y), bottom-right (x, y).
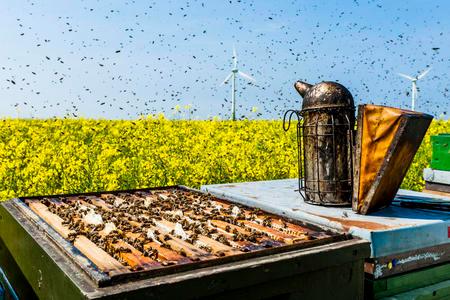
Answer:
top-left (16, 186), bottom-right (347, 287)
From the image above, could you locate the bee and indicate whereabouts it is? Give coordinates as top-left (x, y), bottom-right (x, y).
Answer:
top-left (117, 246), bottom-right (132, 253)
top-left (262, 217), bottom-right (272, 228)
top-left (216, 234), bottom-right (231, 246)
top-left (161, 260), bottom-right (175, 266)
top-left (200, 245), bottom-right (213, 253)
top-left (143, 248), bottom-right (159, 260)
top-left (247, 233), bottom-right (258, 243)
top-left (161, 243), bottom-right (172, 250)
top-left (67, 232), bottom-right (78, 242)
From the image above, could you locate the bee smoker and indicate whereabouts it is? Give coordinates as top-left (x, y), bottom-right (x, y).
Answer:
top-left (284, 81), bottom-right (355, 206)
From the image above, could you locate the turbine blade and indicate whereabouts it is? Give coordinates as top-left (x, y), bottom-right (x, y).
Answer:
top-left (233, 46), bottom-right (237, 68)
top-left (417, 67), bottom-right (431, 80)
top-left (413, 82), bottom-right (418, 110)
top-left (220, 73), bottom-right (233, 86)
top-left (238, 71), bottom-right (256, 83)
top-left (398, 73), bottom-right (415, 81)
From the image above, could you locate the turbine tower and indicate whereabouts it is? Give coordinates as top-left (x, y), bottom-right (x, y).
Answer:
top-left (398, 68), bottom-right (431, 111)
top-left (221, 46), bottom-right (256, 121)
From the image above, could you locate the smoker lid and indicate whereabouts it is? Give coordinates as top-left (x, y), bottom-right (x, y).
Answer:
top-left (294, 81), bottom-right (354, 112)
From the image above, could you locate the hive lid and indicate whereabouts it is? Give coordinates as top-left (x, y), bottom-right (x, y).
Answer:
top-left (352, 104), bottom-right (433, 214)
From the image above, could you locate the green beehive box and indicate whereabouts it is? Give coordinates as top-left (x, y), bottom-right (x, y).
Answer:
top-left (431, 134), bottom-right (450, 171)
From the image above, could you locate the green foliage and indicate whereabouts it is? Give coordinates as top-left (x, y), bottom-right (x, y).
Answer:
top-left (400, 120), bottom-right (450, 191)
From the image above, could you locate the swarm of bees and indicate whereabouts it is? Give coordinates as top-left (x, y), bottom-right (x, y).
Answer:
top-left (38, 188), bottom-right (308, 269)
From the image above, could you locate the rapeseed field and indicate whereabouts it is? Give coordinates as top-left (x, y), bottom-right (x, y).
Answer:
top-left (0, 117), bottom-right (448, 200)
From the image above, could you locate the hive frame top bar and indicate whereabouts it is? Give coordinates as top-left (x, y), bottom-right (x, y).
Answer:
top-left (14, 185), bottom-right (346, 287)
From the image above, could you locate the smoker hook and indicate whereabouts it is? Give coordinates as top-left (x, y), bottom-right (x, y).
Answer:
top-left (283, 110), bottom-right (302, 131)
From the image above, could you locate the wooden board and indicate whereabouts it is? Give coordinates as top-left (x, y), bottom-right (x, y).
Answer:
top-left (424, 184), bottom-right (450, 195)
top-left (366, 263), bottom-right (450, 299)
top-left (382, 279), bottom-right (450, 300)
top-left (27, 201), bottom-right (129, 275)
top-left (365, 243), bottom-right (450, 279)
top-left (74, 237), bottom-right (130, 275)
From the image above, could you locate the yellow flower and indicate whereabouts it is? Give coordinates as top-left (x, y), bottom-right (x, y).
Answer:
top-left (0, 117), bottom-right (447, 200)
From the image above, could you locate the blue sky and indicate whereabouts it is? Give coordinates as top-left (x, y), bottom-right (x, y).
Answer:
top-left (0, 0), bottom-right (449, 119)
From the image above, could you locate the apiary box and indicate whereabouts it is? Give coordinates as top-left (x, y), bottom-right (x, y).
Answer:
top-left (0, 186), bottom-right (369, 299)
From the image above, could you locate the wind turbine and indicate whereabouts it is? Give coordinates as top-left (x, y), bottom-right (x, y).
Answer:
top-left (221, 46), bottom-right (256, 121)
top-left (398, 68), bottom-right (431, 111)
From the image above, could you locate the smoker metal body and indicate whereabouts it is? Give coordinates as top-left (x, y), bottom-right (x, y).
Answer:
top-left (284, 81), bottom-right (355, 206)
top-left (0, 186), bottom-right (369, 299)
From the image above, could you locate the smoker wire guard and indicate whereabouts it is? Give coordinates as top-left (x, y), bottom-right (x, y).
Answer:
top-left (283, 109), bottom-right (354, 206)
